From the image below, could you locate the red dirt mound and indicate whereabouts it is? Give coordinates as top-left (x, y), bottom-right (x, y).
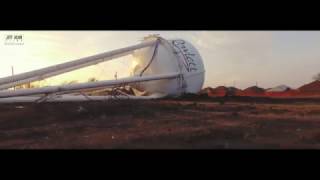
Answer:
top-left (227, 87), bottom-right (243, 96)
top-left (265, 88), bottom-right (292, 97)
top-left (200, 86), bottom-right (243, 97)
top-left (199, 87), bottom-right (214, 96)
top-left (208, 86), bottom-right (228, 97)
top-left (299, 80), bottom-right (320, 92)
top-left (265, 90), bottom-right (298, 97)
top-left (242, 86), bottom-right (265, 97)
top-left (201, 81), bottom-right (320, 98)
top-left (296, 80), bottom-right (320, 97)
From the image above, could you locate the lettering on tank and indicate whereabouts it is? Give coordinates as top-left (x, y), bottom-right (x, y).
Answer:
top-left (172, 40), bottom-right (198, 72)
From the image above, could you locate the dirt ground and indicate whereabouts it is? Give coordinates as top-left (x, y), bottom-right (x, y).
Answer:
top-left (1, 97), bottom-right (320, 149)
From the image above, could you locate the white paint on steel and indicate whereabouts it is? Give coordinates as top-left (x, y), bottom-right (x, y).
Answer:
top-left (131, 37), bottom-right (205, 96)
top-left (0, 72), bottom-right (179, 98)
top-left (0, 35), bottom-right (205, 102)
top-left (0, 94), bottom-right (166, 103)
top-left (0, 40), bottom-right (157, 90)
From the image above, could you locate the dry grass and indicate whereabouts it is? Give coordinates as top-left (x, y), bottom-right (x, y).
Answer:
top-left (0, 98), bottom-right (320, 149)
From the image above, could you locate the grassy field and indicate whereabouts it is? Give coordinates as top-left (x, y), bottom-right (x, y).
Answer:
top-left (0, 97), bottom-right (320, 149)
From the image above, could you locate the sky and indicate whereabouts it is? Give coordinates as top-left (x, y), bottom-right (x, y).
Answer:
top-left (0, 31), bottom-right (320, 89)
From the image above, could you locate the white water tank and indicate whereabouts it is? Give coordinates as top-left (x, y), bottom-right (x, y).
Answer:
top-left (131, 36), bottom-right (205, 96)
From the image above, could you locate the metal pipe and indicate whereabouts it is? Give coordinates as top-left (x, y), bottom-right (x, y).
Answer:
top-left (0, 94), bottom-right (166, 103)
top-left (0, 40), bottom-right (157, 89)
top-left (0, 72), bottom-right (179, 98)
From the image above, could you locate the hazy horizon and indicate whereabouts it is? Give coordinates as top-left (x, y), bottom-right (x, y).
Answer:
top-left (1, 31), bottom-right (320, 89)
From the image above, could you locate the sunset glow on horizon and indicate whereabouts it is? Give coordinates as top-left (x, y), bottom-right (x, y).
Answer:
top-left (1, 31), bottom-right (320, 89)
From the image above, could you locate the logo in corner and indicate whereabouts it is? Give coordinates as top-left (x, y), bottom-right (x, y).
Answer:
top-left (4, 34), bottom-right (24, 45)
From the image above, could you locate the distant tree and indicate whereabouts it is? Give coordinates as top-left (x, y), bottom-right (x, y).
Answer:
top-left (313, 73), bottom-right (320, 81)
top-left (61, 80), bottom-right (78, 85)
top-left (30, 83), bottom-right (39, 88)
top-left (88, 77), bottom-right (98, 82)
top-left (68, 80), bottom-right (78, 85)
top-left (61, 81), bottom-right (69, 85)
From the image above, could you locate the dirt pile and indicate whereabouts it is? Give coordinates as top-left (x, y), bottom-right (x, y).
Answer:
top-left (199, 86), bottom-right (243, 97)
top-left (265, 85), bottom-right (292, 97)
top-left (242, 86), bottom-right (265, 97)
top-left (198, 87), bottom-right (214, 97)
top-left (227, 87), bottom-right (243, 96)
top-left (200, 81), bottom-right (320, 98)
top-left (297, 80), bottom-right (320, 96)
top-left (207, 86), bottom-right (228, 97)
